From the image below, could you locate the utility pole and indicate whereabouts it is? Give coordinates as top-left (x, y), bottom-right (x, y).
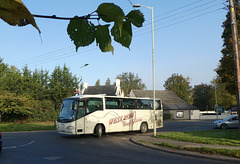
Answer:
top-left (229, 0), bottom-right (240, 131)
top-left (214, 82), bottom-right (218, 119)
top-left (79, 64), bottom-right (89, 95)
top-left (133, 4), bottom-right (156, 136)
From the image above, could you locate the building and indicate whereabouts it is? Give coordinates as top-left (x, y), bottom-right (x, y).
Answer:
top-left (82, 78), bottom-right (124, 96)
top-left (129, 90), bottom-right (199, 120)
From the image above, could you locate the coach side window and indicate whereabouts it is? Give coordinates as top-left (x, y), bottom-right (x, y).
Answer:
top-left (136, 99), bottom-right (151, 109)
top-left (122, 99), bottom-right (135, 109)
top-left (106, 98), bottom-right (121, 109)
top-left (86, 98), bottom-right (103, 114)
top-left (76, 101), bottom-right (84, 119)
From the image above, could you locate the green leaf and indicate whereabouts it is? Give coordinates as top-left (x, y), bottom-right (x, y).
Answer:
top-left (96, 25), bottom-right (114, 54)
top-left (111, 21), bottom-right (132, 49)
top-left (103, 41), bottom-right (114, 54)
top-left (126, 10), bottom-right (145, 28)
top-left (67, 18), bottom-right (95, 51)
top-left (96, 3), bottom-right (125, 24)
top-left (123, 21), bottom-right (132, 36)
top-left (96, 3), bottom-right (125, 37)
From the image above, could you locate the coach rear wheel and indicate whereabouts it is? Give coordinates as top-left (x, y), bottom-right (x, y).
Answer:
top-left (140, 122), bottom-right (148, 133)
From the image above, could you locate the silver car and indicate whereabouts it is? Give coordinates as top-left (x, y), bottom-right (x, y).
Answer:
top-left (212, 115), bottom-right (239, 129)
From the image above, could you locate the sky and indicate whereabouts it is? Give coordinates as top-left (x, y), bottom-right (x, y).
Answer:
top-left (0, 0), bottom-right (228, 90)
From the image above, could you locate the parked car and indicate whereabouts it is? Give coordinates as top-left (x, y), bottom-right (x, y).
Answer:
top-left (0, 133), bottom-right (2, 152)
top-left (212, 115), bottom-right (239, 129)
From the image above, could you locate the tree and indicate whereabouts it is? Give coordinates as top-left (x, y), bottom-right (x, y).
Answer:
top-left (164, 73), bottom-right (192, 103)
top-left (105, 78), bottom-right (111, 86)
top-left (209, 78), bottom-right (237, 110)
top-left (193, 83), bottom-right (213, 111)
top-left (0, 58), bottom-right (9, 91)
top-left (0, 90), bottom-right (57, 122)
top-left (21, 65), bottom-right (34, 95)
top-left (95, 79), bottom-right (100, 86)
top-left (0, 60), bottom-right (32, 96)
top-left (3, 65), bottom-right (22, 95)
top-left (216, 0), bottom-right (240, 95)
top-left (49, 64), bottom-right (78, 102)
top-left (32, 68), bottom-right (50, 100)
top-left (0, 1), bottom-right (145, 54)
top-left (117, 72), bottom-right (146, 96)
top-left (0, 90), bottom-right (34, 122)
top-left (0, 59), bottom-right (77, 122)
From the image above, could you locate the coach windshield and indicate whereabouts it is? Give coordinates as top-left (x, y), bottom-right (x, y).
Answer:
top-left (57, 98), bottom-right (77, 122)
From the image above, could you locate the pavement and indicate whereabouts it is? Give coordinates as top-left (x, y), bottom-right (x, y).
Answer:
top-left (130, 133), bottom-right (240, 163)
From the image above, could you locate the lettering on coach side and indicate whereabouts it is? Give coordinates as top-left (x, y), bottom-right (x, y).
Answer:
top-left (109, 112), bottom-right (142, 126)
top-left (109, 116), bottom-right (123, 125)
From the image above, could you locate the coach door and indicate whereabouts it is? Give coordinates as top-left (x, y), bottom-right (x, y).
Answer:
top-left (75, 99), bottom-right (86, 134)
top-left (156, 100), bottom-right (163, 128)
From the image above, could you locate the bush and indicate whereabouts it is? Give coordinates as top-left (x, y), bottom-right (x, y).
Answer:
top-left (163, 113), bottom-right (171, 120)
top-left (29, 100), bottom-right (58, 122)
top-left (0, 91), bottom-right (58, 123)
top-left (0, 91), bottom-right (34, 122)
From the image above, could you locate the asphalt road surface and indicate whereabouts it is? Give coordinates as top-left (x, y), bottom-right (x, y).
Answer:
top-left (0, 120), bottom-right (230, 164)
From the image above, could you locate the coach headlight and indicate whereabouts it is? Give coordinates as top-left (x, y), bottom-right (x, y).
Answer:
top-left (67, 126), bottom-right (74, 130)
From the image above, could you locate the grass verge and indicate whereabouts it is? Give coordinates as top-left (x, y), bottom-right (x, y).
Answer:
top-left (154, 142), bottom-right (240, 158)
top-left (0, 122), bottom-right (56, 132)
top-left (151, 129), bottom-right (240, 158)
top-left (156, 129), bottom-right (240, 146)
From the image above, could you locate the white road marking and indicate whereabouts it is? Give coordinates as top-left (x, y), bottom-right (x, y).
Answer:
top-left (3, 141), bottom-right (35, 150)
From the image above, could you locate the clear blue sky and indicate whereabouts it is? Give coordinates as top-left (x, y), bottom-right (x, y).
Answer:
top-left (0, 0), bottom-right (228, 90)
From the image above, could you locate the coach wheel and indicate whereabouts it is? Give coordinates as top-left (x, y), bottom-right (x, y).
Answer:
top-left (95, 124), bottom-right (103, 138)
top-left (140, 122), bottom-right (148, 133)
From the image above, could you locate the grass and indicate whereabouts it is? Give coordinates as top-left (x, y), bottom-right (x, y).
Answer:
top-left (0, 122), bottom-right (56, 132)
top-left (154, 142), bottom-right (240, 158)
top-left (156, 129), bottom-right (240, 146)
top-left (152, 129), bottom-right (240, 158)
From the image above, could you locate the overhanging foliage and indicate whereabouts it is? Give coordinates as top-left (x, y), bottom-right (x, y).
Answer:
top-left (0, 1), bottom-right (145, 54)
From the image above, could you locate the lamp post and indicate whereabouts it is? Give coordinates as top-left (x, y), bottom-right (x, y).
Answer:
top-left (79, 64), bottom-right (89, 95)
top-left (214, 81), bottom-right (218, 119)
top-left (133, 4), bottom-right (156, 136)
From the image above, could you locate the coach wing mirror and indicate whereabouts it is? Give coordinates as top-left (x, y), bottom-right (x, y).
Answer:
top-left (155, 101), bottom-right (159, 109)
top-left (151, 101), bottom-right (159, 110)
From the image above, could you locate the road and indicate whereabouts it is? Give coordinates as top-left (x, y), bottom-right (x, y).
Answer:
top-left (0, 120), bottom-right (230, 164)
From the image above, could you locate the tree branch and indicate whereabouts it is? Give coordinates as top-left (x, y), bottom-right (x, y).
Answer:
top-left (32, 14), bottom-right (99, 20)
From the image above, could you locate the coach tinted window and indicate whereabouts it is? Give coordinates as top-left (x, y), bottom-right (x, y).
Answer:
top-left (106, 98), bottom-right (121, 109)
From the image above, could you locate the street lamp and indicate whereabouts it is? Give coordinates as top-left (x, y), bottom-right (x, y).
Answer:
top-left (79, 64), bottom-right (89, 95)
top-left (214, 81), bottom-right (218, 119)
top-left (133, 4), bottom-right (156, 136)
